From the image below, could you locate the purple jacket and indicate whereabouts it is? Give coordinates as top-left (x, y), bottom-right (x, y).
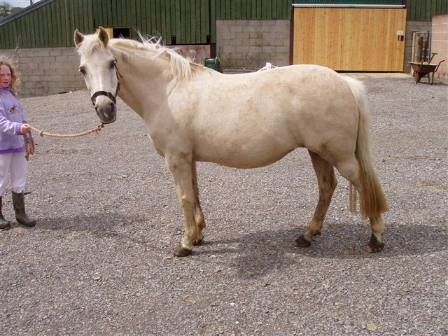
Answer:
top-left (0, 87), bottom-right (27, 153)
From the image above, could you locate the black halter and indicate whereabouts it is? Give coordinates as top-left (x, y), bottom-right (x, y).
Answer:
top-left (90, 61), bottom-right (123, 106)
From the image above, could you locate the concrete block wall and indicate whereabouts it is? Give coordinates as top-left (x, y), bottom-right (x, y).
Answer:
top-left (0, 45), bottom-right (209, 97)
top-left (431, 14), bottom-right (448, 78)
top-left (216, 20), bottom-right (290, 70)
top-left (404, 21), bottom-right (432, 73)
top-left (0, 48), bottom-right (84, 97)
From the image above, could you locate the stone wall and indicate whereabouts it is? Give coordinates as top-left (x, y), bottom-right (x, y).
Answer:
top-left (216, 20), bottom-right (290, 71)
top-left (0, 48), bottom-right (84, 97)
top-left (431, 14), bottom-right (448, 78)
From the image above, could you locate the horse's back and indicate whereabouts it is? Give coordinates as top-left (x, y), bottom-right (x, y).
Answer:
top-left (171, 64), bottom-right (361, 168)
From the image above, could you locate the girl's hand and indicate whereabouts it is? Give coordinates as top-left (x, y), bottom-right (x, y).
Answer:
top-left (20, 124), bottom-right (31, 134)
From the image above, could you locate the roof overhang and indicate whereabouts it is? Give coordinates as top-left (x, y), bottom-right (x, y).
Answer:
top-left (293, 4), bottom-right (405, 8)
top-left (0, 0), bottom-right (55, 26)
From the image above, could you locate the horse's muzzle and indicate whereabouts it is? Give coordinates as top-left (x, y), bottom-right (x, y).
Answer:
top-left (95, 99), bottom-right (116, 124)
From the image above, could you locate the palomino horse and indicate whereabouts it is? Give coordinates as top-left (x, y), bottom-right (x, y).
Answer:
top-left (74, 27), bottom-right (388, 257)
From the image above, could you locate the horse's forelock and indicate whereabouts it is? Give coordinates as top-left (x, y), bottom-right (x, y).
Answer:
top-left (76, 34), bottom-right (107, 57)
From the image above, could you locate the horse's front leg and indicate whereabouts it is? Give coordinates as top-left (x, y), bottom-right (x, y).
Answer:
top-left (166, 153), bottom-right (198, 257)
top-left (192, 161), bottom-right (205, 245)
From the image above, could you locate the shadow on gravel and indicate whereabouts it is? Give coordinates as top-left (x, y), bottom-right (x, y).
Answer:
top-left (198, 223), bottom-right (447, 279)
top-left (35, 212), bottom-right (147, 238)
top-left (31, 213), bottom-right (447, 280)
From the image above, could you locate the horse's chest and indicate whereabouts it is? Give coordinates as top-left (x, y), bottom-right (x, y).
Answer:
top-left (147, 134), bottom-right (165, 157)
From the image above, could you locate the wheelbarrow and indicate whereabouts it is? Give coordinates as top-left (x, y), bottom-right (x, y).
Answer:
top-left (410, 53), bottom-right (445, 85)
top-left (202, 47), bottom-right (221, 72)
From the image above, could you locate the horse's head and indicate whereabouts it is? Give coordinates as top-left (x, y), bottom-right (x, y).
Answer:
top-left (74, 27), bottom-right (119, 124)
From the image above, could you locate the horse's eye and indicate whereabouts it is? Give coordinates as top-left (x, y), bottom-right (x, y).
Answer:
top-left (79, 67), bottom-right (86, 75)
top-left (109, 60), bottom-right (116, 69)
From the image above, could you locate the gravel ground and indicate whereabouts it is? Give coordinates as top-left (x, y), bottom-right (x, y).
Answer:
top-left (0, 76), bottom-right (447, 336)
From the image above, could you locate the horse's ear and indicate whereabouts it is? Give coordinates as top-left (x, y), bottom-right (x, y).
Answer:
top-left (74, 29), bottom-right (84, 47)
top-left (98, 26), bottom-right (110, 47)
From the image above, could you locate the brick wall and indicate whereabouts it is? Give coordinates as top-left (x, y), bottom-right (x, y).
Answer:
top-left (431, 14), bottom-right (448, 78)
top-left (216, 20), bottom-right (290, 71)
top-left (0, 47), bottom-right (84, 97)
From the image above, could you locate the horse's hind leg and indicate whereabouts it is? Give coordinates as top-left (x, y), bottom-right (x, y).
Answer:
top-left (366, 216), bottom-right (385, 252)
top-left (294, 151), bottom-right (337, 248)
top-left (192, 161), bottom-right (205, 245)
top-left (335, 156), bottom-right (386, 252)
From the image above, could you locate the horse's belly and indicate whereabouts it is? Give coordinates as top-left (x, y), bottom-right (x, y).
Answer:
top-left (193, 140), bottom-right (297, 169)
top-left (190, 112), bottom-right (304, 168)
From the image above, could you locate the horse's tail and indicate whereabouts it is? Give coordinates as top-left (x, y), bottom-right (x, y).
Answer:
top-left (343, 76), bottom-right (388, 218)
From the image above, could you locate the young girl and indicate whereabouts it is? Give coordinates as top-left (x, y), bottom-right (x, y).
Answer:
top-left (0, 57), bottom-right (36, 229)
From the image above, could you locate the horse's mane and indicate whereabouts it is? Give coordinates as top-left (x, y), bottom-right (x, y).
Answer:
top-left (78, 33), bottom-right (204, 81)
top-left (112, 36), bottom-right (205, 81)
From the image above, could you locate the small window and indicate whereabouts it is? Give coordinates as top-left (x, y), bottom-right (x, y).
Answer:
top-left (95, 28), bottom-right (130, 39)
top-left (113, 28), bottom-right (130, 39)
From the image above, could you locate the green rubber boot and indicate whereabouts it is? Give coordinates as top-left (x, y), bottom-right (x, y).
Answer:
top-left (0, 196), bottom-right (11, 230)
top-left (12, 192), bottom-right (36, 227)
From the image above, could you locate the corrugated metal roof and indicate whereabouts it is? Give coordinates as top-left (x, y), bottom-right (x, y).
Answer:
top-left (0, 0), bottom-right (55, 26)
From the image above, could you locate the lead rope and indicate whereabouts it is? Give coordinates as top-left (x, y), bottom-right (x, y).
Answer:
top-left (29, 124), bottom-right (105, 138)
top-left (23, 124), bottom-right (105, 161)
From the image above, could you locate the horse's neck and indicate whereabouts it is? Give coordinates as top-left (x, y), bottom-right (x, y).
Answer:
top-left (114, 49), bottom-right (174, 119)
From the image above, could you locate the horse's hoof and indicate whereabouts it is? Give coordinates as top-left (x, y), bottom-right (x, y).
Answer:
top-left (366, 234), bottom-right (384, 253)
top-left (193, 238), bottom-right (203, 246)
top-left (293, 234), bottom-right (312, 248)
top-left (0, 221), bottom-right (11, 230)
top-left (174, 246), bottom-right (192, 257)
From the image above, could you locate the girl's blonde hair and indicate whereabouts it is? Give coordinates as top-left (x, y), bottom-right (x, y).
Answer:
top-left (0, 56), bottom-right (19, 95)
